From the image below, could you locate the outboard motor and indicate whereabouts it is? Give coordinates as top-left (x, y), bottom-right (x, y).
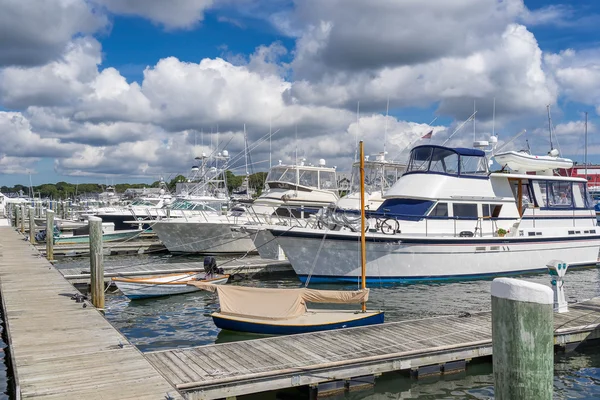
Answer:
top-left (203, 256), bottom-right (224, 275)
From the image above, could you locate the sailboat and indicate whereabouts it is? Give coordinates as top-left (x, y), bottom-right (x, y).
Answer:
top-left (189, 141), bottom-right (384, 334)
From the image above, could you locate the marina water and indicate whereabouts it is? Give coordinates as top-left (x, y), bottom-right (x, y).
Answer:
top-left (52, 254), bottom-right (600, 399)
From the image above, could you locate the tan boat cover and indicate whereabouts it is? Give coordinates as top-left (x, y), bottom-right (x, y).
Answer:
top-left (190, 282), bottom-right (369, 320)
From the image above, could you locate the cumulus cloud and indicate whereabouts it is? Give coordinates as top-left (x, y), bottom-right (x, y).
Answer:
top-left (0, 0), bottom-right (107, 67)
top-left (0, 37), bottom-right (102, 109)
top-left (0, 112), bottom-right (80, 158)
top-left (94, 0), bottom-right (214, 30)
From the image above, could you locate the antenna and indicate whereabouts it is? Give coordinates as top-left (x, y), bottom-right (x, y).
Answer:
top-left (547, 105), bottom-right (554, 150)
top-left (585, 111), bottom-right (588, 179)
top-left (295, 125), bottom-right (298, 165)
top-left (354, 101), bottom-right (360, 162)
top-left (383, 97), bottom-right (389, 156)
top-left (492, 97), bottom-right (496, 136)
top-left (442, 111), bottom-right (477, 146)
top-left (269, 117), bottom-right (272, 169)
top-left (473, 99), bottom-right (476, 142)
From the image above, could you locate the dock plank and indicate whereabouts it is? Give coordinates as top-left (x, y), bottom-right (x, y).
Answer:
top-left (146, 295), bottom-right (600, 400)
top-left (0, 227), bottom-right (183, 399)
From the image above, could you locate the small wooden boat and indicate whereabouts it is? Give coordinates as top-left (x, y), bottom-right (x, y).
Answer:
top-left (113, 272), bottom-right (229, 300)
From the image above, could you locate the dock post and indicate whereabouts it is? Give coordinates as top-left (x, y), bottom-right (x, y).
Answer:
top-left (28, 206), bottom-right (35, 244)
top-left (491, 278), bottom-right (553, 400)
top-left (14, 205), bottom-right (20, 230)
top-left (89, 216), bottom-right (104, 310)
top-left (20, 204), bottom-right (25, 233)
top-left (45, 209), bottom-right (54, 262)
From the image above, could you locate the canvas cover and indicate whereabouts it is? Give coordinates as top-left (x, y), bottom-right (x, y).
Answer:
top-left (191, 282), bottom-right (369, 320)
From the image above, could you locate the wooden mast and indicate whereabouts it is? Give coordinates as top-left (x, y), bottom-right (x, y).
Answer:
top-left (359, 141), bottom-right (367, 312)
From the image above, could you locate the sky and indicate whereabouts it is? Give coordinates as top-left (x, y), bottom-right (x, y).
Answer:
top-left (1, 0), bottom-right (600, 186)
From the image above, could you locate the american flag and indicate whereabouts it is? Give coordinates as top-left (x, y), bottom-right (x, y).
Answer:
top-left (421, 130), bottom-right (433, 139)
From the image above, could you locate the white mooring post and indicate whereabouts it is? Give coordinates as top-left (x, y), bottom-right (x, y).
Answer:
top-left (491, 278), bottom-right (553, 400)
top-left (547, 260), bottom-right (568, 313)
top-left (88, 216), bottom-right (105, 310)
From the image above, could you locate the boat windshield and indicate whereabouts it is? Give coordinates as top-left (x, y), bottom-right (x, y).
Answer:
top-left (130, 199), bottom-right (161, 206)
top-left (168, 199), bottom-right (221, 212)
top-left (406, 146), bottom-right (487, 177)
top-left (266, 167), bottom-right (297, 185)
top-left (350, 162), bottom-right (405, 194)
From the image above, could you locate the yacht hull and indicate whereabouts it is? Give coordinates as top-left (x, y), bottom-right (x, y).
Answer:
top-left (152, 220), bottom-right (257, 254)
top-left (270, 229), bottom-right (600, 283)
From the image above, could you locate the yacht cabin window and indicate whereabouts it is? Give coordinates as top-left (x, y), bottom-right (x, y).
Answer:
top-left (429, 202), bottom-right (448, 217)
top-left (453, 203), bottom-right (478, 218)
top-left (482, 204), bottom-right (503, 218)
top-left (460, 156), bottom-right (488, 176)
top-left (573, 182), bottom-right (586, 208)
top-left (530, 180), bottom-right (589, 209)
top-left (547, 181), bottom-right (572, 207)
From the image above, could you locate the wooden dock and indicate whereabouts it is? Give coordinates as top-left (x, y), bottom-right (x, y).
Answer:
top-left (0, 226), bottom-right (183, 399)
top-left (146, 298), bottom-right (600, 399)
top-left (35, 239), bottom-right (167, 257)
top-left (58, 258), bottom-right (293, 285)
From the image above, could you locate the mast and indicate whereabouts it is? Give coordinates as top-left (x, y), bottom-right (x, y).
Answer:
top-left (244, 124), bottom-right (250, 198)
top-left (269, 117), bottom-right (272, 169)
top-left (359, 140), bottom-right (367, 313)
top-left (585, 112), bottom-right (588, 180)
top-left (492, 97), bottom-right (496, 136)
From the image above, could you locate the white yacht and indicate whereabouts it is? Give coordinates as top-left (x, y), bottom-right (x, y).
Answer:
top-left (152, 159), bottom-right (340, 254)
top-left (267, 143), bottom-right (600, 283)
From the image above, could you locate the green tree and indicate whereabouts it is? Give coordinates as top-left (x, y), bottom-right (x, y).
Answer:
top-left (168, 175), bottom-right (187, 191)
top-left (225, 170), bottom-right (243, 193)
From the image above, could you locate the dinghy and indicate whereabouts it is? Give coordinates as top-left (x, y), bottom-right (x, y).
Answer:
top-left (114, 272), bottom-right (229, 300)
top-left (191, 141), bottom-right (384, 334)
top-left (113, 257), bottom-right (229, 300)
top-left (494, 150), bottom-right (573, 173)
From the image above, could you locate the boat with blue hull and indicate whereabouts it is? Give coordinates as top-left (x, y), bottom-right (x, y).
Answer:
top-left (269, 141), bottom-right (600, 283)
top-left (211, 309), bottom-right (385, 335)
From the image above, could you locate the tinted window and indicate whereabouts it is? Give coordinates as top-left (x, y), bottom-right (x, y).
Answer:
top-left (453, 203), bottom-right (478, 218)
top-left (430, 202), bottom-right (448, 217)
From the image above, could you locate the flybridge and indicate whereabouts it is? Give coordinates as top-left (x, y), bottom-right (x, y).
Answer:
top-left (405, 145), bottom-right (489, 178)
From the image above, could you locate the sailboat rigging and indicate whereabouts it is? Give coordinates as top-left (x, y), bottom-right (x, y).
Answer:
top-left (189, 141), bottom-right (384, 334)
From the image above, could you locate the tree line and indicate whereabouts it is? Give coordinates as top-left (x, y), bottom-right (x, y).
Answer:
top-left (1, 171), bottom-right (269, 199)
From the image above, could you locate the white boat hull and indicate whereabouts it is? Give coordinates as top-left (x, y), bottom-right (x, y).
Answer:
top-left (152, 220), bottom-right (257, 254)
top-left (113, 273), bottom-right (229, 299)
top-left (270, 228), bottom-right (600, 283)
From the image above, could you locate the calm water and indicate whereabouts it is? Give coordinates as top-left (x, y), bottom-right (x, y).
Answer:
top-left (55, 254), bottom-right (600, 399)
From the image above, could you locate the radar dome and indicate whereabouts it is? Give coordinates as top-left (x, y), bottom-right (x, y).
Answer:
top-left (318, 159), bottom-right (326, 166)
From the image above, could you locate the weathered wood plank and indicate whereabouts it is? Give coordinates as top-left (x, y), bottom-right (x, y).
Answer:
top-left (0, 227), bottom-right (183, 399)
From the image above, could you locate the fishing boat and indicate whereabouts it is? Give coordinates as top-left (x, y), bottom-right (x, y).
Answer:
top-left (268, 142), bottom-right (600, 283)
top-left (113, 272), bottom-right (229, 300)
top-left (152, 159), bottom-right (339, 255)
top-left (191, 141), bottom-right (384, 334)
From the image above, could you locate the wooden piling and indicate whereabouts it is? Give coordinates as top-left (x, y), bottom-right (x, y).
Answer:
top-left (491, 278), bottom-right (553, 400)
top-left (14, 205), bottom-right (20, 230)
top-left (88, 216), bottom-right (104, 310)
top-left (45, 209), bottom-right (54, 262)
top-left (20, 204), bottom-right (25, 233)
top-left (28, 206), bottom-right (35, 244)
